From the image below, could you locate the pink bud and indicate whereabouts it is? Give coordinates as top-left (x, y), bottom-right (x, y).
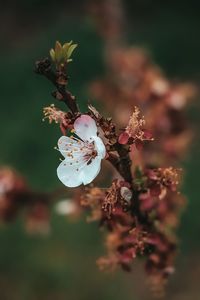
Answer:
top-left (118, 132), bottom-right (129, 144)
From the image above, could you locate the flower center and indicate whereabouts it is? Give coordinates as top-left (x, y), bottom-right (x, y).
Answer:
top-left (83, 141), bottom-right (98, 165)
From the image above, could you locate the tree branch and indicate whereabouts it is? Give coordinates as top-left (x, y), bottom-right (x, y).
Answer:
top-left (35, 58), bottom-right (79, 115)
top-left (35, 57), bottom-right (132, 184)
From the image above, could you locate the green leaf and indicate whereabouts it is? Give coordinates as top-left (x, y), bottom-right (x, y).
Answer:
top-left (55, 41), bottom-right (63, 63)
top-left (63, 44), bottom-right (70, 53)
top-left (63, 40), bottom-right (73, 51)
top-left (49, 49), bottom-right (55, 61)
top-left (67, 44), bottom-right (78, 59)
top-left (50, 41), bottom-right (78, 65)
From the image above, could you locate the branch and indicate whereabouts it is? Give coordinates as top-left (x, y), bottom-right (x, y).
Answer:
top-left (35, 57), bottom-right (132, 184)
top-left (35, 58), bottom-right (79, 115)
top-left (88, 105), bottom-right (132, 183)
top-left (107, 151), bottom-right (132, 183)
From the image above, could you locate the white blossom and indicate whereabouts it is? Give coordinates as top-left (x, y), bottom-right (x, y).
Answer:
top-left (57, 115), bottom-right (106, 187)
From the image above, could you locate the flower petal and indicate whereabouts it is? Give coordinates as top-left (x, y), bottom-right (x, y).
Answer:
top-left (57, 159), bottom-right (84, 187)
top-left (74, 115), bottom-right (97, 141)
top-left (93, 136), bottom-right (106, 159)
top-left (57, 136), bottom-right (84, 158)
top-left (80, 156), bottom-right (102, 185)
top-left (57, 155), bottom-right (102, 187)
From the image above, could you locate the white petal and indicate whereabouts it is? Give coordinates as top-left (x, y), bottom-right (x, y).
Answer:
top-left (57, 136), bottom-right (84, 158)
top-left (80, 156), bottom-right (102, 185)
top-left (93, 136), bottom-right (106, 159)
top-left (57, 159), bottom-right (83, 187)
top-left (74, 115), bottom-right (97, 141)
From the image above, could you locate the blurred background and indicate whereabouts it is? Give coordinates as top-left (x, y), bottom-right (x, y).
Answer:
top-left (0, 0), bottom-right (200, 299)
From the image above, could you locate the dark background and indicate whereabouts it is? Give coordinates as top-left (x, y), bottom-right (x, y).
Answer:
top-left (0, 1), bottom-right (199, 299)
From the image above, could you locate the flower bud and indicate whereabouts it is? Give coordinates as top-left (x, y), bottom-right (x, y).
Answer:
top-left (120, 186), bottom-right (132, 203)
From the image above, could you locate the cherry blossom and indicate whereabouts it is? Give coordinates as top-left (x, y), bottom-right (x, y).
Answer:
top-left (57, 115), bottom-right (106, 187)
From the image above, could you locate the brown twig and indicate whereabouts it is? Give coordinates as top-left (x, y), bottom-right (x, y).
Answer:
top-left (35, 58), bottom-right (79, 115)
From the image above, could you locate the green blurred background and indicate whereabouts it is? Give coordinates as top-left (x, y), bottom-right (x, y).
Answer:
top-left (0, 1), bottom-right (200, 299)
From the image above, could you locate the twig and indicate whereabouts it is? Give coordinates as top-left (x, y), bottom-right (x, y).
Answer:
top-left (35, 58), bottom-right (79, 115)
top-left (35, 57), bottom-right (132, 184)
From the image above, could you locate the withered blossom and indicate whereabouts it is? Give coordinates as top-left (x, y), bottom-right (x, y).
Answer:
top-left (81, 186), bottom-right (105, 222)
top-left (0, 167), bottom-right (51, 234)
top-left (0, 167), bottom-right (28, 220)
top-left (118, 106), bottom-right (153, 146)
top-left (43, 104), bottom-right (73, 134)
top-left (84, 3), bottom-right (193, 292)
